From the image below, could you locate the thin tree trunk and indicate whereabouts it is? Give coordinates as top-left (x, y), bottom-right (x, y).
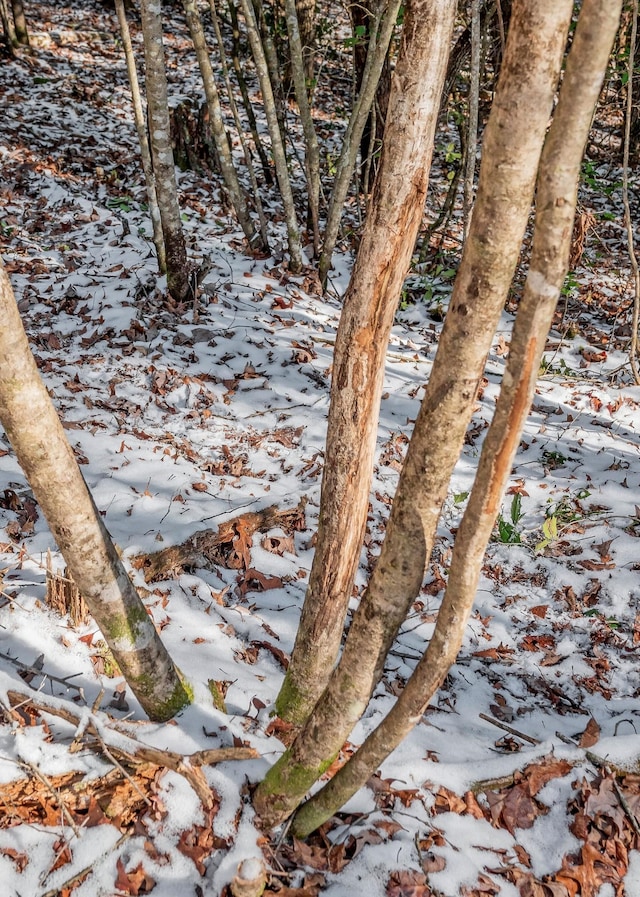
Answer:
top-left (238, 0), bottom-right (303, 271)
top-left (226, 0), bottom-right (273, 185)
top-left (10, 0), bottom-right (28, 46)
top-left (209, 0), bottom-right (270, 249)
top-left (114, 0), bottom-right (166, 274)
top-left (256, 0), bottom-right (573, 830)
top-left (272, 0), bottom-right (455, 731)
top-left (182, 0), bottom-right (265, 252)
top-left (0, 262), bottom-right (192, 722)
top-left (0, 0), bottom-right (17, 54)
top-left (318, 0), bottom-right (402, 288)
top-left (283, 0), bottom-right (320, 254)
top-left (462, 0), bottom-right (480, 237)
top-left (290, 0), bottom-right (622, 836)
top-left (139, 0), bottom-right (189, 304)
top-left (295, 0), bottom-right (315, 82)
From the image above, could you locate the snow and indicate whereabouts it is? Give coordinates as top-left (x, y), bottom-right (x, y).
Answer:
top-left (1, 0), bottom-right (640, 894)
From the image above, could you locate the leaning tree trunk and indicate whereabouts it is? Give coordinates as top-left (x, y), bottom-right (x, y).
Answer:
top-left (255, 0), bottom-right (574, 830)
top-left (0, 262), bottom-right (191, 721)
top-left (139, 0), bottom-right (189, 304)
top-left (273, 0), bottom-right (456, 728)
top-left (290, 0), bottom-right (622, 836)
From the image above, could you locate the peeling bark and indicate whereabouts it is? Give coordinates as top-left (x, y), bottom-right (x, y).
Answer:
top-left (256, 0), bottom-right (574, 831)
top-left (289, 0), bottom-right (621, 837)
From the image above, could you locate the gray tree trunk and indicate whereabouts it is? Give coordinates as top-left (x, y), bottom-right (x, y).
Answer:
top-left (0, 262), bottom-right (191, 721)
top-left (182, 0), bottom-right (265, 252)
top-left (139, 0), bottom-right (189, 303)
top-left (256, 0), bottom-right (574, 831)
top-left (115, 0), bottom-right (166, 274)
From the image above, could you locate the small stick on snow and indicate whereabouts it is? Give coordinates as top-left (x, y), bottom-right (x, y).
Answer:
top-left (478, 712), bottom-right (540, 745)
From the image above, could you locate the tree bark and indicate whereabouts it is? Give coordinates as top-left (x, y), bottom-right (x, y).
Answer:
top-left (273, 0), bottom-right (456, 730)
top-left (283, 0), bottom-right (320, 254)
top-left (0, 0), bottom-right (17, 54)
top-left (0, 262), bottom-right (191, 721)
top-left (256, 0), bottom-right (573, 830)
top-left (139, 0), bottom-right (189, 303)
top-left (10, 0), bottom-right (28, 46)
top-left (290, 0), bottom-right (622, 836)
top-left (182, 0), bottom-right (265, 252)
top-left (318, 0), bottom-right (402, 288)
top-left (239, 0), bottom-right (303, 271)
top-left (114, 0), bottom-right (166, 274)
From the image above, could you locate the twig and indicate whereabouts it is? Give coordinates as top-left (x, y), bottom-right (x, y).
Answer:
top-left (38, 830), bottom-right (132, 897)
top-left (15, 757), bottom-right (80, 836)
top-left (478, 712), bottom-right (540, 745)
top-left (0, 650), bottom-right (85, 695)
top-left (3, 685), bottom-right (259, 812)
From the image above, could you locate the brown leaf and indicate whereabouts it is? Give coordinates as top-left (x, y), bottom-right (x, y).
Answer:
top-left (114, 858), bottom-right (156, 896)
top-left (386, 869), bottom-right (432, 897)
top-left (521, 759), bottom-right (572, 798)
top-left (578, 717), bottom-right (600, 748)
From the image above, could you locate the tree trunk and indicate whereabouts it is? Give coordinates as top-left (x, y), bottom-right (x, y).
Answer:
top-left (182, 0), bottom-right (265, 252)
top-left (114, 0), bottom-right (167, 274)
top-left (295, 0), bottom-right (315, 82)
top-left (318, 0), bottom-right (402, 288)
top-left (139, 0), bottom-right (189, 304)
top-left (0, 262), bottom-right (191, 722)
top-left (290, 0), bottom-right (622, 836)
top-left (273, 0), bottom-right (456, 730)
top-left (0, 0), bottom-right (17, 54)
top-left (10, 0), bottom-right (28, 46)
top-left (256, 0), bottom-right (573, 831)
top-left (239, 0), bottom-right (303, 271)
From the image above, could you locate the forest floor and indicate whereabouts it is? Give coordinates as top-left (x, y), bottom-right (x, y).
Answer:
top-left (2, 2), bottom-right (640, 895)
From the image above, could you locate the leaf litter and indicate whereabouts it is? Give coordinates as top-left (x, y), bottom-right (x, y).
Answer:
top-left (2, 0), bottom-right (640, 895)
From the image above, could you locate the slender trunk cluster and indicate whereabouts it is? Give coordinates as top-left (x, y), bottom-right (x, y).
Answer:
top-left (274, 0), bottom-right (455, 731)
top-left (257, 0), bottom-right (583, 833)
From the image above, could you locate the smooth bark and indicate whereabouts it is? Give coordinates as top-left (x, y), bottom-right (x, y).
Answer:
top-left (257, 0), bottom-right (573, 830)
top-left (139, 0), bottom-right (189, 303)
top-left (182, 0), bottom-right (265, 252)
top-left (0, 262), bottom-right (191, 721)
top-left (283, 0), bottom-right (320, 254)
top-left (318, 0), bottom-right (402, 287)
top-left (115, 0), bottom-right (166, 273)
top-left (290, 0), bottom-right (621, 836)
top-left (239, 0), bottom-right (303, 271)
top-left (208, 0), bottom-right (270, 248)
top-left (10, 0), bottom-right (28, 46)
top-left (272, 0), bottom-right (456, 729)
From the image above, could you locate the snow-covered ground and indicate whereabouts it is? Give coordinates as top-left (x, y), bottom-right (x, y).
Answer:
top-left (2, 2), bottom-right (640, 894)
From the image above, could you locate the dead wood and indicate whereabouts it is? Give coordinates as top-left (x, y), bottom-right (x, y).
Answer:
top-left (132, 502), bottom-right (305, 583)
top-left (3, 687), bottom-right (258, 811)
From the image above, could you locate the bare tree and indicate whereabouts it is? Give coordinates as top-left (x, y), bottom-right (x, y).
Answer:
top-left (139, 0), bottom-right (190, 303)
top-left (10, 0), bottom-right (28, 46)
top-left (0, 262), bottom-right (192, 722)
top-left (255, 0), bottom-right (576, 831)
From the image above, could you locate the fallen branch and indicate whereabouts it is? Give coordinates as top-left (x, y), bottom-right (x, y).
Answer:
top-left (3, 683), bottom-right (258, 810)
top-left (132, 502), bottom-right (305, 582)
